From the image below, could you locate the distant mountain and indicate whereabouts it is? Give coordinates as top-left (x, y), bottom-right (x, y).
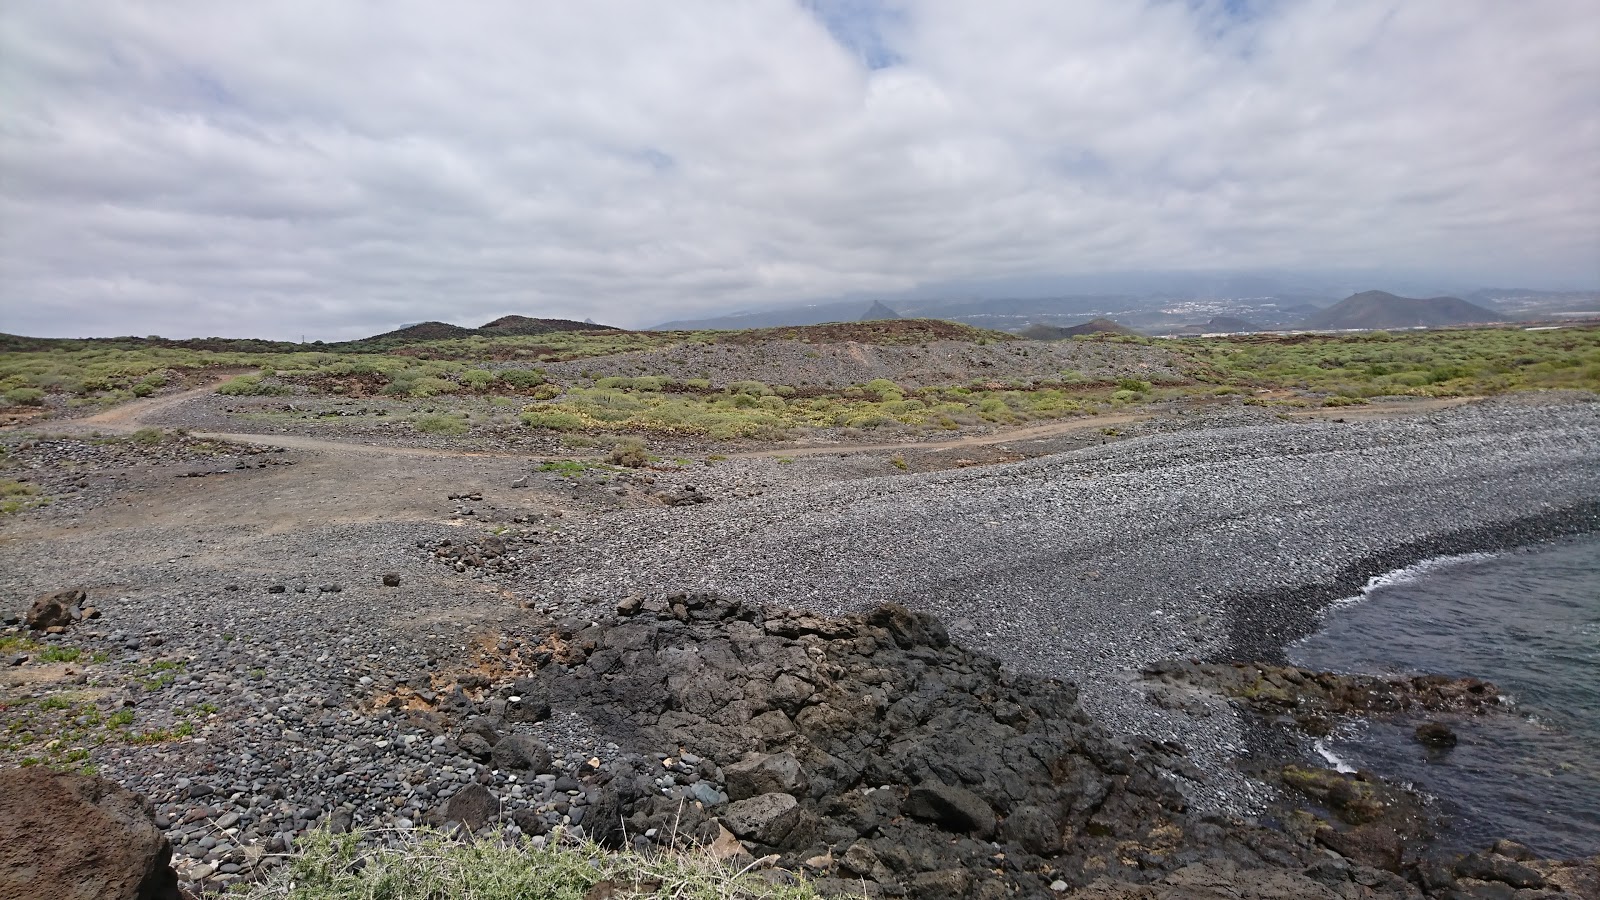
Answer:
top-left (860, 301), bottom-right (900, 321)
top-left (479, 315), bottom-right (619, 335)
top-left (350, 316), bottom-right (615, 346)
top-left (655, 302), bottom-right (868, 331)
top-left (1298, 291), bottom-right (1502, 330)
top-left (1020, 317), bottom-right (1142, 340)
top-left (359, 321), bottom-right (479, 343)
top-left (1170, 316), bottom-right (1262, 335)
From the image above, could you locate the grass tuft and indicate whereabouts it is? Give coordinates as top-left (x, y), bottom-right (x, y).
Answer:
top-left (239, 828), bottom-right (856, 900)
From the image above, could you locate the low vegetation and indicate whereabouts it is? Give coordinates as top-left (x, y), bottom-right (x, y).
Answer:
top-left (2, 324), bottom-right (1595, 439)
top-left (240, 828), bottom-right (855, 900)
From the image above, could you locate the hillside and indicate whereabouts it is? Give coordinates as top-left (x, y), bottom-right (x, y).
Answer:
top-left (1020, 317), bottom-right (1142, 340)
top-left (479, 315), bottom-right (620, 335)
top-left (1299, 291), bottom-right (1501, 330)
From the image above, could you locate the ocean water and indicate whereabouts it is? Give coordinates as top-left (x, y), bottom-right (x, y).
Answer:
top-left (1288, 534), bottom-right (1600, 859)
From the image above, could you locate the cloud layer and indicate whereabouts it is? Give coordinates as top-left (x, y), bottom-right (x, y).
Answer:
top-left (2, 1), bottom-right (1596, 338)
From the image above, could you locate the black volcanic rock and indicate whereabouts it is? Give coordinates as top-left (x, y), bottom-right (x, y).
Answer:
top-left (1299, 291), bottom-right (1501, 330)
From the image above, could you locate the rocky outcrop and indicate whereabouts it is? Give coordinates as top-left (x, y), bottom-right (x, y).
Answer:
top-left (1142, 659), bottom-right (1502, 735)
top-left (0, 768), bottom-right (179, 900)
top-left (497, 595), bottom-right (1358, 897)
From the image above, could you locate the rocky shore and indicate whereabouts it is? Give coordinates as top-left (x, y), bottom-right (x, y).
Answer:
top-left (2, 393), bottom-right (1598, 896)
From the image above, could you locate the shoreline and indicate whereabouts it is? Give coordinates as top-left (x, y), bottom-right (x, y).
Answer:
top-left (1216, 499), bottom-right (1600, 664)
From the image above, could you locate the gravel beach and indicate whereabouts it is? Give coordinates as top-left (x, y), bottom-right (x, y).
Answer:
top-left (3, 392), bottom-right (1597, 891)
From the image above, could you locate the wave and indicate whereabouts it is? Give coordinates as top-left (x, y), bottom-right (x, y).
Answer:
top-left (1327, 551), bottom-right (1501, 609)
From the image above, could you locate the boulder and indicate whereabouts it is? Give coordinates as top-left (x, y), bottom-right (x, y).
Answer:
top-left (902, 781), bottom-right (996, 840)
top-left (490, 734), bottom-right (551, 773)
top-left (25, 588), bottom-right (84, 631)
top-left (722, 792), bottom-right (802, 846)
top-left (0, 768), bottom-right (179, 900)
top-left (724, 751), bottom-right (810, 801)
top-left (441, 783), bottom-right (499, 831)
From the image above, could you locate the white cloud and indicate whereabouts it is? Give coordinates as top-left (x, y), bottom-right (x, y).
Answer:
top-left (1, 0), bottom-right (1595, 338)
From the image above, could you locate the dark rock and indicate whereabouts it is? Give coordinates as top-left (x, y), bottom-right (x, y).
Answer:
top-left (503, 695), bottom-right (551, 724)
top-left (722, 792), bottom-right (803, 846)
top-left (458, 733), bottom-right (493, 762)
top-left (490, 734), bottom-right (551, 773)
top-left (1414, 721), bottom-right (1458, 748)
top-left (381, 573), bottom-right (401, 587)
top-left (724, 751), bottom-right (809, 801)
top-left (0, 768), bottom-right (179, 900)
top-left (1000, 804), bottom-right (1062, 855)
top-left (1455, 851), bottom-right (1546, 889)
top-left (902, 782), bottom-right (996, 840)
top-left (25, 588), bottom-right (84, 631)
top-left (442, 783), bottom-right (499, 830)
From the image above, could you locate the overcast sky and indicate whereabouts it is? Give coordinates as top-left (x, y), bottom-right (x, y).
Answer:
top-left (2, 1), bottom-right (1597, 340)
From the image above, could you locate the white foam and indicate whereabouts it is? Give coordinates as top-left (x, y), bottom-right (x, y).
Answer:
top-left (1328, 551), bottom-right (1500, 608)
top-left (1313, 739), bottom-right (1358, 774)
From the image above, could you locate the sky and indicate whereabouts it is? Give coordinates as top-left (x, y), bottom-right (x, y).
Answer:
top-left (1, 0), bottom-right (1597, 340)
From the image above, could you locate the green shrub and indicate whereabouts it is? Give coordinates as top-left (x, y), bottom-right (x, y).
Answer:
top-left (461, 369), bottom-right (497, 390)
top-left (520, 408), bottom-right (591, 431)
top-left (131, 427), bottom-right (165, 445)
top-left (4, 387), bottom-right (45, 406)
top-left (216, 375), bottom-right (291, 396)
top-left (499, 369), bottom-right (547, 388)
top-left (606, 438), bottom-right (650, 468)
top-left (412, 414), bottom-right (469, 435)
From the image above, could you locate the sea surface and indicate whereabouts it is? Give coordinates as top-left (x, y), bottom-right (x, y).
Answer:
top-left (1289, 533), bottom-right (1600, 859)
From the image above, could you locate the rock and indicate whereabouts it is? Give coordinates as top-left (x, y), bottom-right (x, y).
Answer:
top-left (458, 733), bottom-right (494, 762)
top-left (502, 695), bottom-right (551, 724)
top-left (1001, 804), bottom-right (1062, 855)
top-left (381, 573), bottom-right (401, 587)
top-left (491, 734), bottom-right (551, 773)
top-left (1414, 721), bottom-right (1457, 748)
top-left (1455, 851), bottom-right (1546, 890)
top-left (442, 783), bottom-right (500, 831)
top-left (722, 792), bottom-right (802, 846)
top-left (724, 751), bottom-right (810, 801)
top-left (25, 588), bottom-right (84, 631)
top-left (902, 781), bottom-right (996, 840)
top-left (0, 768), bottom-right (179, 900)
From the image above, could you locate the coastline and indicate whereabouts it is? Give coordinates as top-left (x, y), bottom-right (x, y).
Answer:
top-left (1216, 499), bottom-right (1600, 663)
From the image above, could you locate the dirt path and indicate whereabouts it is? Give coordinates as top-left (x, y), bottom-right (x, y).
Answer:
top-left (71, 373), bottom-right (248, 431)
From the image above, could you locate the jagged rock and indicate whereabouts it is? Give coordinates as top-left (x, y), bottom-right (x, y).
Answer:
top-left (25, 588), bottom-right (84, 631)
top-left (441, 783), bottom-right (499, 830)
top-left (724, 751), bottom-right (809, 801)
top-left (722, 792), bottom-right (803, 846)
top-left (457, 732), bottom-right (493, 762)
top-left (490, 734), bottom-right (551, 773)
top-left (902, 781), bottom-right (997, 839)
top-left (0, 768), bottom-right (179, 900)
